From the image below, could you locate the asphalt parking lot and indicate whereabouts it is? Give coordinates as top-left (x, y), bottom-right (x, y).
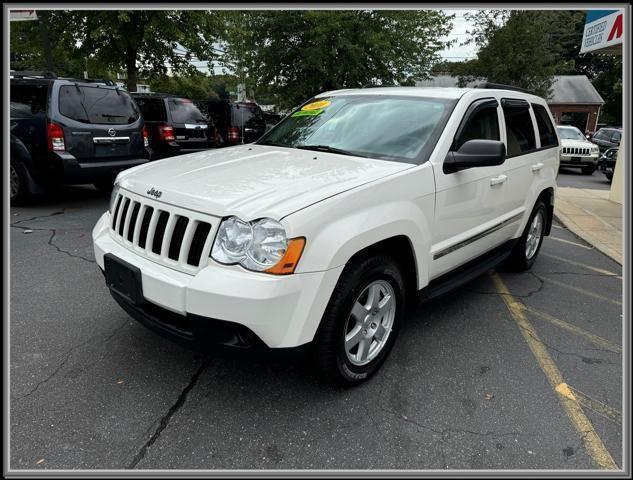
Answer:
top-left (9, 177), bottom-right (623, 470)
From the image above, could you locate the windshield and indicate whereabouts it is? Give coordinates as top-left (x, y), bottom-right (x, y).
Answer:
top-left (557, 127), bottom-right (585, 140)
top-left (257, 95), bottom-right (456, 163)
top-left (59, 85), bottom-right (140, 124)
top-left (168, 98), bottom-right (207, 124)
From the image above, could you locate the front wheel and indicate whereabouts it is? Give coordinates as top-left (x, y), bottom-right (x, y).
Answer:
top-left (582, 165), bottom-right (596, 175)
top-left (313, 255), bottom-right (406, 385)
top-left (507, 200), bottom-right (548, 271)
top-left (93, 179), bottom-right (114, 194)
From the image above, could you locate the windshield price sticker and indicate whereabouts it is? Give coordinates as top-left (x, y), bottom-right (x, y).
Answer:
top-left (301, 100), bottom-right (331, 111)
top-left (292, 109), bottom-right (325, 117)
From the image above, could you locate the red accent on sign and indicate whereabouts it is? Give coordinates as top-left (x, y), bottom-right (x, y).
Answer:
top-left (608, 14), bottom-right (623, 41)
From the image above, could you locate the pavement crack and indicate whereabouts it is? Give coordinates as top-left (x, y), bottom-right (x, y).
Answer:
top-left (11, 210), bottom-right (65, 226)
top-left (11, 223), bottom-right (95, 264)
top-left (466, 271), bottom-right (544, 299)
top-left (127, 358), bottom-right (212, 469)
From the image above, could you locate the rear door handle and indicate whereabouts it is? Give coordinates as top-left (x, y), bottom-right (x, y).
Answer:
top-left (490, 174), bottom-right (508, 186)
top-left (531, 162), bottom-right (544, 172)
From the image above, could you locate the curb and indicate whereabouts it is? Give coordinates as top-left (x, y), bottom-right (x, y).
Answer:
top-left (552, 211), bottom-right (622, 265)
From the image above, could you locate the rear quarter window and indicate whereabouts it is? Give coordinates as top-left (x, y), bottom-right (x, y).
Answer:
top-left (10, 84), bottom-right (48, 115)
top-left (502, 101), bottom-right (536, 157)
top-left (531, 104), bottom-right (558, 148)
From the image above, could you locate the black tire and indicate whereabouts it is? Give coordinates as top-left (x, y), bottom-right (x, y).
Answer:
top-left (93, 178), bottom-right (114, 194)
top-left (10, 160), bottom-right (32, 206)
top-left (605, 172), bottom-right (613, 182)
top-left (506, 200), bottom-right (548, 271)
top-left (581, 165), bottom-right (596, 175)
top-left (312, 255), bottom-right (406, 385)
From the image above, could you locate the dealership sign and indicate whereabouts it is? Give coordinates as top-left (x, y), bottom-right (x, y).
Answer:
top-left (580, 10), bottom-right (623, 54)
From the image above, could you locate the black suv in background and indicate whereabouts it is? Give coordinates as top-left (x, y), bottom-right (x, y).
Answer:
top-left (589, 127), bottom-right (621, 153)
top-left (131, 93), bottom-right (218, 159)
top-left (10, 72), bottom-right (151, 204)
top-left (197, 100), bottom-right (266, 146)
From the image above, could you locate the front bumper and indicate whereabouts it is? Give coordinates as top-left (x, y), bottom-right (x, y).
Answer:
top-left (559, 153), bottom-right (599, 167)
top-left (92, 212), bottom-right (343, 349)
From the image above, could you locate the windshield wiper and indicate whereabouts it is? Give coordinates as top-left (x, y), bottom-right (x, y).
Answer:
top-left (295, 144), bottom-right (369, 158)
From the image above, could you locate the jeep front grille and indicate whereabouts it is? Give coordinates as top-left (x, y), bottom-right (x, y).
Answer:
top-left (109, 190), bottom-right (218, 274)
top-left (562, 147), bottom-right (590, 155)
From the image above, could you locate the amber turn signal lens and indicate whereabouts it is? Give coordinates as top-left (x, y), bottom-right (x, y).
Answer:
top-left (265, 237), bottom-right (306, 275)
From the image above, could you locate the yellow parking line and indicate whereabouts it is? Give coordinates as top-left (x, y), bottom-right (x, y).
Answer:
top-left (491, 272), bottom-right (618, 470)
top-left (541, 253), bottom-right (621, 278)
top-left (565, 385), bottom-right (622, 426)
top-left (549, 236), bottom-right (594, 250)
top-left (523, 305), bottom-right (621, 354)
top-left (540, 276), bottom-right (622, 306)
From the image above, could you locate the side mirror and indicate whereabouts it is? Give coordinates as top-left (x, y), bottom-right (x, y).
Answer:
top-left (444, 139), bottom-right (506, 174)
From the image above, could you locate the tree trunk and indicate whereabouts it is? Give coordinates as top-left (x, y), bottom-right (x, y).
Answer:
top-left (36, 10), bottom-right (54, 72)
top-left (126, 46), bottom-right (138, 92)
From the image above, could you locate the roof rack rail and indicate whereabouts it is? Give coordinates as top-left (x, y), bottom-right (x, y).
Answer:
top-left (10, 70), bottom-right (57, 79)
top-left (475, 82), bottom-right (532, 94)
top-left (59, 77), bottom-right (117, 86)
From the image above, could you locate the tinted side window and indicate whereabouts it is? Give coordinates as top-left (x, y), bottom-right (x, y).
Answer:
top-left (10, 84), bottom-right (48, 115)
top-left (135, 97), bottom-right (166, 122)
top-left (454, 105), bottom-right (500, 150)
top-left (531, 104), bottom-right (558, 148)
top-left (611, 131), bottom-right (621, 143)
top-left (502, 104), bottom-right (536, 157)
top-left (594, 130), bottom-right (607, 140)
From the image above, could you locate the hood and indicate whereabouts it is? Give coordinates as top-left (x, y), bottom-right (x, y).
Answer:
top-left (117, 145), bottom-right (413, 220)
top-left (560, 138), bottom-right (596, 148)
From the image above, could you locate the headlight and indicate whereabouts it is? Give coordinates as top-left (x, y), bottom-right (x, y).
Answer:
top-left (211, 216), bottom-right (305, 274)
top-left (109, 184), bottom-right (120, 213)
top-left (591, 146), bottom-right (599, 153)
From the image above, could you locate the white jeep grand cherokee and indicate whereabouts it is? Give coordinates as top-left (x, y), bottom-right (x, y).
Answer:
top-left (93, 86), bottom-right (560, 384)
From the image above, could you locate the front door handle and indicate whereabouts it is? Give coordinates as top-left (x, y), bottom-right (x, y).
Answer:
top-left (490, 174), bottom-right (508, 186)
top-left (531, 162), bottom-right (544, 172)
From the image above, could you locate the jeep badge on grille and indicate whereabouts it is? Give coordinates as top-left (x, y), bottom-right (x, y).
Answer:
top-left (146, 188), bottom-right (162, 199)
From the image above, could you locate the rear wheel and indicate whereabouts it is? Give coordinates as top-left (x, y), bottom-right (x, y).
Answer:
top-left (507, 200), bottom-right (547, 271)
top-left (313, 255), bottom-right (405, 385)
top-left (582, 165), bottom-right (596, 175)
top-left (10, 161), bottom-right (32, 206)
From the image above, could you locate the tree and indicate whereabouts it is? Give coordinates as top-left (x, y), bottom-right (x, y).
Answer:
top-left (455, 10), bottom-right (571, 97)
top-left (216, 10), bottom-right (454, 108)
top-left (11, 10), bottom-right (221, 92)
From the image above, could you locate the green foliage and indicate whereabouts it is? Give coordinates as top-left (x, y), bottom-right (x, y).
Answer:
top-left (148, 73), bottom-right (242, 101)
top-left (453, 10), bottom-right (621, 124)
top-left (217, 10), bottom-right (455, 108)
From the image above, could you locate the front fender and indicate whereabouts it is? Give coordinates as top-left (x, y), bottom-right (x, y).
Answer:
top-left (283, 165), bottom-right (435, 290)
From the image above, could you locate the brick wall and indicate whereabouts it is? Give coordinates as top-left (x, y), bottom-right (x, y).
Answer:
top-left (548, 104), bottom-right (601, 133)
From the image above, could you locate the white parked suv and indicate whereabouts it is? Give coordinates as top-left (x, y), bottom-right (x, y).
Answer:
top-left (93, 86), bottom-right (560, 384)
top-left (556, 125), bottom-right (600, 174)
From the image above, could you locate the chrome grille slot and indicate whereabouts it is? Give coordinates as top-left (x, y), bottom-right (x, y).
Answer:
top-left (187, 222), bottom-right (212, 267)
top-left (109, 190), bottom-right (218, 274)
top-left (117, 198), bottom-right (131, 236)
top-left (152, 211), bottom-right (170, 254)
top-left (127, 202), bottom-right (141, 242)
top-left (168, 216), bottom-right (190, 261)
top-left (137, 207), bottom-right (154, 249)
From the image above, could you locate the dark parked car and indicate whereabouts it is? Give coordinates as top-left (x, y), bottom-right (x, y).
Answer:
top-left (598, 147), bottom-right (619, 183)
top-left (197, 100), bottom-right (266, 146)
top-left (589, 127), bottom-right (621, 153)
top-left (263, 111), bottom-right (283, 132)
top-left (10, 71), bottom-right (151, 205)
top-left (131, 92), bottom-right (219, 159)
